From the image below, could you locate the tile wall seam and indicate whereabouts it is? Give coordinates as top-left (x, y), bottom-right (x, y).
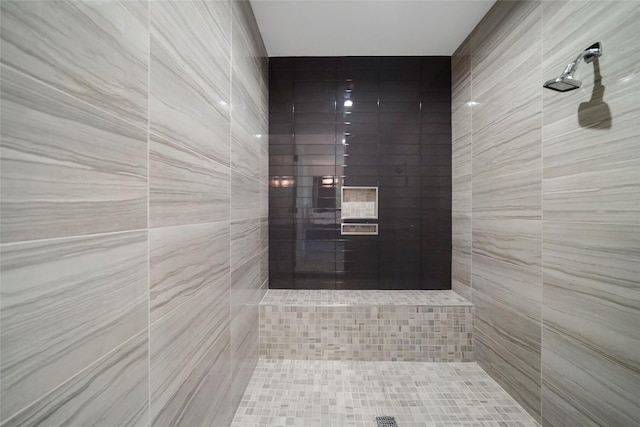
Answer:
top-left (146, 1), bottom-right (151, 424)
top-left (539, 1), bottom-right (545, 422)
top-left (470, 27), bottom-right (474, 306)
top-left (228, 2), bottom-right (234, 423)
top-left (0, 62), bottom-right (147, 136)
top-left (0, 228), bottom-right (148, 248)
top-left (0, 328), bottom-right (147, 426)
top-left (1, 3), bottom-right (3, 419)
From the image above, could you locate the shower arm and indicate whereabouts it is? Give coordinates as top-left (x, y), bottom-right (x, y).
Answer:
top-left (560, 42), bottom-right (602, 77)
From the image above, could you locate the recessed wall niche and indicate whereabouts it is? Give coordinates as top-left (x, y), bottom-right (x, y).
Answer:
top-left (342, 186), bottom-right (378, 219)
top-left (269, 57), bottom-right (452, 290)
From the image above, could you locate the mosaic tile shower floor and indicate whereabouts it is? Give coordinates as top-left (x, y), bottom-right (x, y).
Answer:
top-left (231, 359), bottom-right (540, 427)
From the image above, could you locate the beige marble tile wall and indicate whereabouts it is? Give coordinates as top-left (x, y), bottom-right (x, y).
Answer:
top-left (451, 0), bottom-right (640, 425)
top-left (0, 1), bottom-right (268, 426)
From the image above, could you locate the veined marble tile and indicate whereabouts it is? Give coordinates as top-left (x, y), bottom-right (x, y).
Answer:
top-left (150, 0), bottom-right (231, 103)
top-left (452, 115), bottom-right (472, 179)
top-left (0, 0), bottom-right (148, 128)
top-left (451, 248), bottom-right (472, 301)
top-left (150, 221), bottom-right (230, 323)
top-left (259, 147), bottom-right (268, 184)
top-left (542, 1), bottom-right (640, 225)
top-left (231, 170), bottom-right (260, 220)
top-left (0, 231), bottom-right (148, 421)
top-left (260, 217), bottom-right (268, 252)
top-left (150, 0), bottom-right (231, 165)
top-left (470, 6), bottom-right (541, 181)
top-left (452, 174), bottom-right (471, 214)
top-left (452, 35), bottom-right (471, 98)
top-left (473, 253), bottom-right (541, 325)
top-left (473, 255), bottom-right (541, 421)
top-left (150, 37), bottom-right (230, 166)
top-left (0, 65), bottom-right (147, 243)
top-left (150, 275), bottom-right (231, 427)
top-left (2, 331), bottom-right (148, 427)
top-left (149, 132), bottom-right (230, 228)
top-left (475, 327), bottom-right (541, 423)
top-left (231, 78), bottom-right (261, 180)
top-left (232, 1), bottom-right (264, 107)
top-left (472, 65), bottom-right (541, 180)
top-left (472, 169), bottom-right (541, 220)
top-left (542, 325), bottom-right (640, 427)
top-left (231, 218), bottom-right (260, 270)
top-left (260, 179), bottom-right (269, 219)
top-left (452, 214), bottom-right (471, 251)
top-left (260, 247), bottom-right (269, 288)
top-left (471, 0), bottom-right (541, 94)
top-left (542, 221), bottom-right (639, 425)
top-left (230, 254), bottom-right (262, 413)
top-left (472, 218), bottom-right (541, 270)
top-left (542, 0), bottom-right (639, 93)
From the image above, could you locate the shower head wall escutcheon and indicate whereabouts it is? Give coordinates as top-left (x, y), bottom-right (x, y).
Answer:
top-left (544, 41), bottom-right (603, 92)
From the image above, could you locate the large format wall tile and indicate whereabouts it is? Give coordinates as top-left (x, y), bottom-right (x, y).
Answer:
top-left (461, 1), bottom-right (544, 420)
top-left (0, 231), bottom-right (148, 421)
top-left (473, 292), bottom-right (541, 418)
top-left (231, 218), bottom-right (261, 270)
top-left (0, 0), bottom-right (148, 128)
top-left (472, 169), bottom-right (541, 220)
top-left (232, 0), bottom-right (264, 107)
top-left (230, 254), bottom-right (262, 411)
top-left (150, 278), bottom-right (231, 427)
top-left (150, 221), bottom-right (230, 323)
top-left (542, 1), bottom-right (640, 225)
top-left (231, 78), bottom-right (262, 180)
top-left (149, 133), bottom-right (230, 228)
top-left (150, 38), bottom-right (230, 167)
top-left (3, 331), bottom-right (149, 427)
top-left (471, 1), bottom-right (540, 94)
top-left (471, 4), bottom-right (541, 181)
top-left (231, 170), bottom-right (260, 220)
top-left (542, 221), bottom-right (640, 426)
top-left (0, 66), bottom-right (147, 243)
top-left (474, 326), bottom-right (540, 420)
top-left (472, 218), bottom-right (541, 270)
top-left (453, 0), bottom-right (640, 424)
top-left (451, 37), bottom-right (472, 300)
top-left (1, 0), bottom-right (267, 424)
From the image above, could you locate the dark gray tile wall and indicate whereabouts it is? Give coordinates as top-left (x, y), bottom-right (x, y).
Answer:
top-left (269, 57), bottom-right (452, 290)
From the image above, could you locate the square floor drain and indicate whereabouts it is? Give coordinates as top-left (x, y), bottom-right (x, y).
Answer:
top-left (375, 416), bottom-right (398, 427)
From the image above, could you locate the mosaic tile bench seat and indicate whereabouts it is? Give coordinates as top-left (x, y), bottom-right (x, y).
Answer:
top-left (259, 290), bottom-right (474, 362)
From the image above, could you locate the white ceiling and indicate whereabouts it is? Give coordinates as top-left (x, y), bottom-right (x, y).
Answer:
top-left (249, 0), bottom-right (496, 57)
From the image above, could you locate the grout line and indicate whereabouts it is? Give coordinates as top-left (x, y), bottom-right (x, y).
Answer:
top-left (228, 3), bottom-right (235, 419)
top-left (469, 35), bottom-right (474, 304)
top-left (0, 227), bottom-right (149, 248)
top-left (0, 3), bottom-right (3, 422)
top-left (146, 1), bottom-right (152, 425)
top-left (539, 2), bottom-right (545, 422)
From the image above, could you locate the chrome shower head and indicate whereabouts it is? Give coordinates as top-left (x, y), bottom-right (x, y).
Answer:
top-left (543, 42), bottom-right (602, 92)
top-left (544, 75), bottom-right (582, 92)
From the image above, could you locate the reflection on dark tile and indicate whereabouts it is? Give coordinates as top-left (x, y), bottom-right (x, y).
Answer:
top-left (269, 57), bottom-right (451, 290)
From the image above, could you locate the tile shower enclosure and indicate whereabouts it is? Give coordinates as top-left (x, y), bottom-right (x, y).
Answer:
top-left (269, 57), bottom-right (452, 289)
